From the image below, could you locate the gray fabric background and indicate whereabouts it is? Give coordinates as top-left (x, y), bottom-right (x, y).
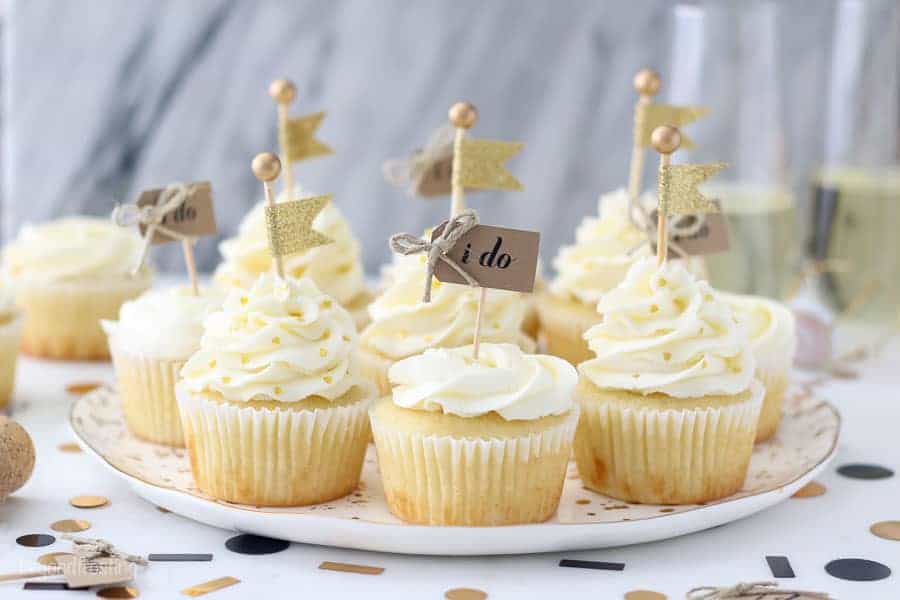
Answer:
top-left (2, 0), bottom-right (893, 274)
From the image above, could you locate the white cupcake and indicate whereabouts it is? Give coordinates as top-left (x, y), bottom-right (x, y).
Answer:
top-left (103, 286), bottom-right (222, 446)
top-left (0, 281), bottom-right (23, 409)
top-left (178, 275), bottom-right (374, 506)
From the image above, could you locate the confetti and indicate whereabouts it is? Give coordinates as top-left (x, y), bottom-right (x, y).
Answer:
top-left (624, 592), bottom-right (667, 600)
top-left (36, 552), bottom-right (72, 567)
top-left (318, 561), bottom-right (384, 575)
top-left (870, 521), bottom-right (900, 542)
top-left (836, 464), bottom-right (894, 480)
top-left (766, 556), bottom-right (795, 578)
top-left (825, 558), bottom-right (891, 582)
top-left (96, 586), bottom-right (140, 598)
top-left (181, 576), bottom-right (240, 597)
top-left (69, 495), bottom-right (109, 509)
top-left (65, 382), bottom-right (104, 395)
top-left (50, 519), bottom-right (91, 533)
top-left (148, 554), bottom-right (213, 562)
top-left (224, 534), bottom-right (289, 555)
top-left (558, 559), bottom-right (624, 571)
top-left (444, 588), bottom-right (488, 600)
top-left (57, 442), bottom-right (82, 453)
top-left (792, 481), bottom-right (826, 498)
top-left (16, 534), bottom-right (56, 548)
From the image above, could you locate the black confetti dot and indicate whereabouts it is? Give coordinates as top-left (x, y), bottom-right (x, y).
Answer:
top-left (825, 558), bottom-right (891, 582)
top-left (16, 533), bottom-right (56, 548)
top-left (558, 559), bottom-right (625, 571)
top-left (836, 463), bottom-right (894, 480)
top-left (225, 533), bottom-right (290, 555)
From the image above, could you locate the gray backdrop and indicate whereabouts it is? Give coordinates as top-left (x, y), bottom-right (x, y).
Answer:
top-left (0, 1), bottom-right (858, 274)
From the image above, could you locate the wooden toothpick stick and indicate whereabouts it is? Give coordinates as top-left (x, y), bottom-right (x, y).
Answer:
top-left (449, 101), bottom-right (478, 219)
top-left (628, 69), bottom-right (661, 202)
top-left (651, 125), bottom-right (682, 266)
top-left (270, 79), bottom-right (298, 201)
top-left (251, 152), bottom-right (285, 278)
top-left (182, 238), bottom-right (199, 296)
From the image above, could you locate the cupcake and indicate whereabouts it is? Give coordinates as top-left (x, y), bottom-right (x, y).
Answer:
top-left (359, 251), bottom-right (535, 395)
top-left (720, 292), bottom-right (797, 442)
top-left (102, 287), bottom-right (222, 446)
top-left (371, 343), bottom-right (579, 525)
top-left (538, 189), bottom-right (705, 364)
top-left (1, 217), bottom-right (152, 360)
top-left (0, 281), bottom-right (23, 409)
top-left (178, 274), bottom-right (373, 506)
top-left (213, 193), bottom-right (371, 329)
top-left (574, 256), bottom-right (762, 505)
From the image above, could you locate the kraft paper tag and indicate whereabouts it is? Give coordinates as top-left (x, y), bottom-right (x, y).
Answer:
top-left (137, 181), bottom-right (217, 244)
top-left (431, 223), bottom-right (540, 293)
top-left (651, 200), bottom-right (730, 256)
top-left (55, 555), bottom-right (133, 588)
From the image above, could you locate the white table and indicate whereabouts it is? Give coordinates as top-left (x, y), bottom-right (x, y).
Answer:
top-left (1, 332), bottom-right (898, 599)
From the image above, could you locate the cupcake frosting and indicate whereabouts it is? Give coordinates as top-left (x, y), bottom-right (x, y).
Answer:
top-left (2, 217), bottom-right (148, 283)
top-left (181, 274), bottom-right (362, 403)
top-left (102, 286), bottom-right (223, 360)
top-left (213, 193), bottom-right (366, 306)
top-left (720, 292), bottom-right (796, 375)
top-left (580, 257), bottom-right (755, 398)
top-left (389, 343), bottom-right (577, 420)
top-left (362, 252), bottom-right (531, 360)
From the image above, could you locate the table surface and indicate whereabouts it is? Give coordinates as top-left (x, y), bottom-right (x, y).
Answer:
top-left (1, 327), bottom-right (898, 599)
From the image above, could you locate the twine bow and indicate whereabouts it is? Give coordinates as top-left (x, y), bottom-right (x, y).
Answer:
top-left (687, 581), bottom-right (831, 599)
top-left (382, 125), bottom-right (456, 194)
top-left (626, 193), bottom-right (704, 259)
top-left (63, 534), bottom-right (148, 566)
top-left (389, 209), bottom-right (479, 302)
top-left (112, 183), bottom-right (194, 274)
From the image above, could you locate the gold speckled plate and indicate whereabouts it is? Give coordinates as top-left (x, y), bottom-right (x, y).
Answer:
top-left (70, 388), bottom-right (839, 555)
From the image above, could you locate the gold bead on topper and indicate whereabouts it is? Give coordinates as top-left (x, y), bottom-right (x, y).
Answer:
top-left (651, 125), bottom-right (682, 155)
top-left (252, 152), bottom-right (282, 182)
top-left (633, 68), bottom-right (661, 96)
top-left (269, 78), bottom-right (297, 104)
top-left (449, 102), bottom-right (479, 129)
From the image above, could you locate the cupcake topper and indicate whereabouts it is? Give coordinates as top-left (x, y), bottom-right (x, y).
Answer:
top-left (112, 182), bottom-right (218, 296)
top-left (252, 152), bottom-right (333, 280)
top-left (628, 68), bottom-right (709, 202)
top-left (269, 78), bottom-right (334, 201)
top-left (382, 124), bottom-right (458, 198)
top-left (651, 125), bottom-right (726, 266)
top-left (390, 102), bottom-right (536, 359)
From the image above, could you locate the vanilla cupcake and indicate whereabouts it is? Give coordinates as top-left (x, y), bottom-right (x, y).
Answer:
top-left (178, 274), bottom-right (373, 506)
top-left (371, 343), bottom-right (578, 525)
top-left (574, 257), bottom-right (762, 505)
top-left (102, 287), bottom-right (222, 446)
top-left (1, 218), bottom-right (152, 360)
top-left (213, 194), bottom-right (371, 328)
top-left (0, 281), bottom-right (23, 408)
top-left (538, 189), bottom-right (705, 364)
top-left (720, 292), bottom-right (796, 442)
top-left (359, 252), bottom-right (535, 395)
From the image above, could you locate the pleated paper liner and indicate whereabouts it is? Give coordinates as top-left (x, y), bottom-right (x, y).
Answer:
top-left (69, 386), bottom-right (838, 526)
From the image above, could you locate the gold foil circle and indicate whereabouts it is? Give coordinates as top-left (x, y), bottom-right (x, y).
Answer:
top-left (66, 382), bottom-right (104, 395)
top-left (445, 588), bottom-right (488, 600)
top-left (625, 591), bottom-right (668, 600)
top-left (792, 481), bottom-right (826, 498)
top-left (870, 521), bottom-right (900, 541)
top-left (51, 519), bottom-right (91, 533)
top-left (37, 552), bottom-right (73, 567)
top-left (96, 587), bottom-right (140, 599)
top-left (70, 495), bottom-right (110, 509)
top-left (58, 442), bottom-right (82, 453)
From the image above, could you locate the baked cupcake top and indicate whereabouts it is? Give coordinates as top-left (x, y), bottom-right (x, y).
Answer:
top-left (181, 274), bottom-right (362, 403)
top-left (361, 252), bottom-right (531, 360)
top-left (389, 343), bottom-right (577, 420)
top-left (550, 189), bottom-right (651, 305)
top-left (0, 280), bottom-right (19, 323)
top-left (2, 217), bottom-right (148, 283)
top-left (213, 192), bottom-right (366, 306)
top-left (580, 256), bottom-right (755, 398)
top-left (102, 286), bottom-right (223, 360)
top-left (719, 292), bottom-right (797, 374)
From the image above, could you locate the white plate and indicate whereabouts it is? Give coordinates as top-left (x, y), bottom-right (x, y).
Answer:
top-left (70, 389), bottom-right (839, 556)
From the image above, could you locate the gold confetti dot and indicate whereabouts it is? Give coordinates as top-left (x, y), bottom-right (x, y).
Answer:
top-left (445, 589), bottom-right (487, 600)
top-left (322, 330), bottom-right (331, 340)
top-left (274, 386), bottom-right (283, 395)
top-left (222, 376), bottom-right (231, 384)
top-left (51, 519), bottom-right (91, 533)
top-left (37, 552), bottom-right (73, 567)
top-left (58, 442), bottom-right (82, 453)
top-left (181, 576), bottom-right (240, 597)
top-left (870, 521), bottom-right (900, 541)
top-left (323, 376), bottom-right (333, 384)
top-left (241, 355), bottom-right (249, 364)
top-left (208, 360), bottom-right (217, 368)
top-left (663, 352), bottom-right (672, 361)
top-left (342, 335), bottom-right (351, 342)
top-left (240, 296), bottom-right (248, 305)
top-left (96, 587), bottom-right (140, 599)
top-left (321, 299), bottom-right (333, 309)
top-left (650, 304), bottom-right (659, 313)
top-left (272, 336), bottom-right (281, 345)
top-left (624, 591), bottom-right (667, 600)
top-left (318, 561), bottom-right (383, 575)
top-left (70, 495), bottom-right (109, 509)
top-left (319, 348), bottom-right (328, 358)
top-left (576, 499), bottom-right (591, 505)
top-left (66, 382), bottom-right (103, 395)
top-left (792, 481), bottom-right (826, 499)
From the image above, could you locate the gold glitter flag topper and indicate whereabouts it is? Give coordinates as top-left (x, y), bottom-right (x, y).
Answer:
top-left (455, 137), bottom-right (523, 191)
top-left (658, 162), bottom-right (725, 215)
top-left (636, 103), bottom-right (709, 149)
top-left (283, 111), bottom-right (333, 163)
top-left (265, 194), bottom-right (333, 257)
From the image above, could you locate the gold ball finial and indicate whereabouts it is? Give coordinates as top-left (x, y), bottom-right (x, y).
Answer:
top-left (269, 79), bottom-right (296, 104)
top-left (251, 152), bottom-right (282, 182)
top-left (634, 68), bottom-right (661, 96)
top-left (651, 125), bottom-right (681, 154)
top-left (449, 101), bottom-right (478, 129)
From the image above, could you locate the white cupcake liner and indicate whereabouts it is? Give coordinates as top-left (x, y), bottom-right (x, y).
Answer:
top-left (370, 407), bottom-right (579, 525)
top-left (177, 384), bottom-right (372, 506)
